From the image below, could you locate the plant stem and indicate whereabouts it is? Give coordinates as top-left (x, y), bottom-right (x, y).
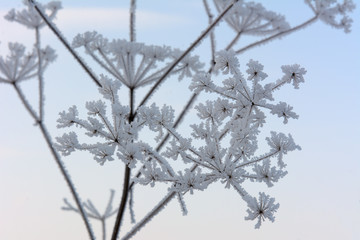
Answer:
top-left (121, 192), bottom-right (176, 240)
top-left (236, 15), bottom-right (318, 54)
top-left (13, 83), bottom-right (39, 121)
top-left (111, 166), bottom-right (131, 240)
top-left (39, 123), bottom-right (96, 240)
top-left (102, 218), bottom-right (106, 240)
top-left (130, 0), bottom-right (136, 42)
top-left (35, 27), bottom-right (44, 121)
top-left (226, 31), bottom-right (241, 50)
top-left (12, 82), bottom-right (96, 240)
top-left (202, 0), bottom-right (216, 67)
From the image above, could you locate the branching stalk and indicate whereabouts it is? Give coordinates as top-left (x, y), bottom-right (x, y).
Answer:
top-left (13, 80), bottom-right (95, 239)
top-left (236, 15), bottom-right (318, 54)
top-left (35, 27), bottom-right (44, 121)
top-left (29, 0), bottom-right (101, 87)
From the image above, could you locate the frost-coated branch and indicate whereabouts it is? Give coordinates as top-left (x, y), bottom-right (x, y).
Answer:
top-left (39, 121), bottom-right (96, 240)
top-left (136, 0), bottom-right (239, 111)
top-left (121, 191), bottom-right (176, 240)
top-left (28, 0), bottom-right (102, 87)
top-left (13, 83), bottom-right (39, 122)
top-left (236, 15), bottom-right (318, 54)
top-left (111, 165), bottom-right (131, 240)
top-left (130, 0), bottom-right (136, 42)
top-left (203, 0), bottom-right (216, 67)
top-left (12, 79), bottom-right (96, 240)
top-left (2, 2), bottom-right (96, 239)
top-left (35, 27), bottom-right (44, 121)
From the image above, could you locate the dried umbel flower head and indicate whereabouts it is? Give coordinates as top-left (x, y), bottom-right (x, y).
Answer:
top-left (5, 0), bottom-right (62, 29)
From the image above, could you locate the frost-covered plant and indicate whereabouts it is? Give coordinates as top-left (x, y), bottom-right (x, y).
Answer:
top-left (0, 0), bottom-right (355, 239)
top-left (55, 50), bottom-right (303, 234)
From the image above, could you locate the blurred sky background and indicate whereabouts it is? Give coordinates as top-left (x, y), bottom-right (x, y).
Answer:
top-left (0, 1), bottom-right (359, 239)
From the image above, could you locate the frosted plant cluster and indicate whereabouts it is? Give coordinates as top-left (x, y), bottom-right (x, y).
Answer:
top-left (55, 49), bottom-right (303, 230)
top-left (0, 0), bottom-right (355, 239)
top-left (71, 32), bottom-right (203, 88)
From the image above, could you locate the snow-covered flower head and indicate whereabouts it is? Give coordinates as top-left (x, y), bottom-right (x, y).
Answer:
top-left (246, 59), bottom-right (268, 81)
top-left (270, 102), bottom-right (298, 124)
top-left (253, 159), bottom-right (287, 187)
top-left (117, 143), bottom-right (144, 168)
top-left (244, 192), bottom-right (280, 229)
top-left (266, 132), bottom-right (301, 168)
top-left (0, 43), bottom-right (56, 83)
top-left (171, 169), bottom-right (209, 194)
top-left (281, 64), bottom-right (307, 89)
top-left (136, 161), bottom-right (167, 187)
top-left (72, 32), bottom-right (204, 88)
top-left (214, 0), bottom-right (290, 35)
top-left (214, 50), bottom-right (240, 75)
top-left (72, 31), bottom-right (99, 49)
top-left (306, 0), bottom-right (356, 33)
top-left (171, 49), bottom-right (205, 80)
top-left (5, 0), bottom-right (62, 29)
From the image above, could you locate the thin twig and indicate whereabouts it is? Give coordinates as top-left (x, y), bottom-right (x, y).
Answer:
top-left (35, 27), bottom-right (44, 121)
top-left (236, 15), bottom-right (318, 54)
top-left (13, 83), bottom-right (39, 121)
top-left (111, 166), bottom-right (131, 240)
top-left (130, 0), bottom-right (136, 42)
top-left (203, 0), bottom-right (216, 67)
top-left (12, 82), bottom-right (96, 240)
top-left (121, 191), bottom-right (176, 240)
top-left (226, 31), bottom-right (241, 50)
top-left (29, 0), bottom-right (101, 87)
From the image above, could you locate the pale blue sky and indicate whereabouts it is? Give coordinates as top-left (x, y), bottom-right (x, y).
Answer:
top-left (0, 1), bottom-right (359, 240)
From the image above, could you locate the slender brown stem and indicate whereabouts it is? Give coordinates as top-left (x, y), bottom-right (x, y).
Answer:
top-left (130, 0), bottom-right (136, 42)
top-left (13, 81), bottom-right (96, 240)
top-left (35, 27), bottom-right (44, 121)
top-left (39, 123), bottom-right (96, 240)
top-left (111, 166), bottom-right (131, 240)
